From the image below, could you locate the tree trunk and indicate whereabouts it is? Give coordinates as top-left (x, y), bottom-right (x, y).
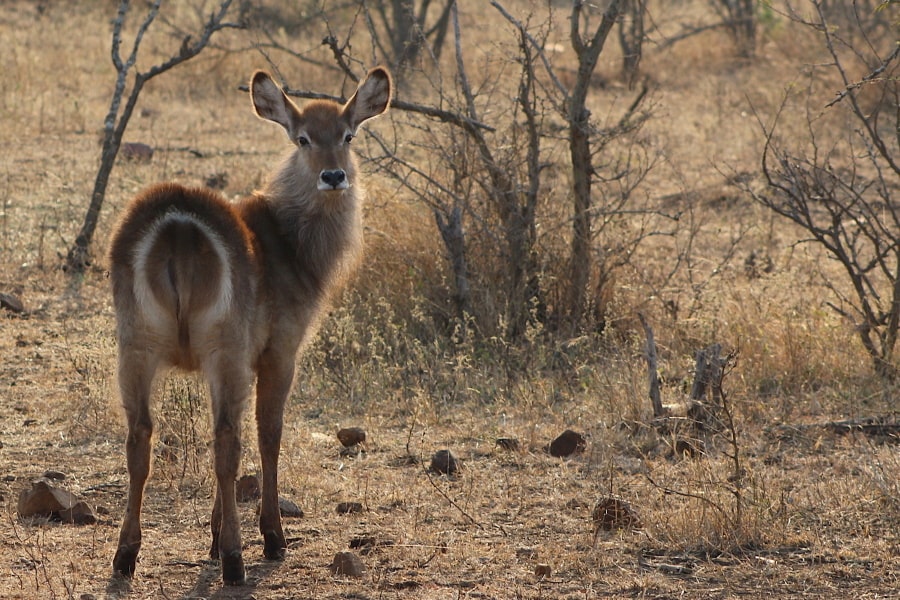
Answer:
top-left (568, 109), bottom-right (593, 327)
top-left (434, 206), bottom-right (471, 319)
top-left (618, 0), bottom-right (645, 87)
top-left (565, 0), bottom-right (624, 328)
top-left (690, 343), bottom-right (724, 404)
top-left (638, 313), bottom-right (665, 418)
top-left (67, 74), bottom-right (146, 271)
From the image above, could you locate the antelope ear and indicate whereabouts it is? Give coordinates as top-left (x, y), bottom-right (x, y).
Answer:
top-left (344, 67), bottom-right (392, 130)
top-left (250, 71), bottom-right (297, 134)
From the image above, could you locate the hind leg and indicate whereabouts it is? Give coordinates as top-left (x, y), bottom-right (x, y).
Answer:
top-left (113, 350), bottom-right (159, 578)
top-left (206, 356), bottom-right (253, 585)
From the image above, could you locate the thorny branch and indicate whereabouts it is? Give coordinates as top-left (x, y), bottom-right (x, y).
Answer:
top-left (744, 2), bottom-right (900, 376)
top-left (825, 43), bottom-right (900, 109)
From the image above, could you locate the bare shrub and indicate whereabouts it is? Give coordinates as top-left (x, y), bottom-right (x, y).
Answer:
top-left (748, 1), bottom-right (900, 377)
top-left (380, 2), bottom-right (664, 338)
top-left (66, 0), bottom-right (246, 272)
top-left (253, 1), bottom-right (674, 342)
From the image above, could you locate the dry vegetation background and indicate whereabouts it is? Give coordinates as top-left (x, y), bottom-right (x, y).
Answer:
top-left (1, 0), bottom-right (899, 598)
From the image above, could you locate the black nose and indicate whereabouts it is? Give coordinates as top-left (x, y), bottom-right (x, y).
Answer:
top-left (320, 169), bottom-right (346, 188)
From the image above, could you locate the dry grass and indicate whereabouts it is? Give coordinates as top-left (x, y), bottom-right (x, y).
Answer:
top-left (1, 1), bottom-right (899, 598)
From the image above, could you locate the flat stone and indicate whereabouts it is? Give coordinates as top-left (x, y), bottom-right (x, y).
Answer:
top-left (330, 551), bottom-right (365, 577)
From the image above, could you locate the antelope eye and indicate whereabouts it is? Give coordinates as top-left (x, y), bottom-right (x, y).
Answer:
top-left (297, 135), bottom-right (310, 146)
top-left (344, 133), bottom-right (354, 144)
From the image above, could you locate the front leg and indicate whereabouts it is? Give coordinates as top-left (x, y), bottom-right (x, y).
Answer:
top-left (255, 349), bottom-right (295, 560)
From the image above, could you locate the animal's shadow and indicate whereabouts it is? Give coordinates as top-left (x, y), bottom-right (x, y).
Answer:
top-left (104, 556), bottom-right (284, 599)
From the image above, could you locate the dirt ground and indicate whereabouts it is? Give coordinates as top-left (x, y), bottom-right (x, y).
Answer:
top-left (1, 272), bottom-right (897, 598)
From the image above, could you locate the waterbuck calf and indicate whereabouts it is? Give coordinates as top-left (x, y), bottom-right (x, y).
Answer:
top-left (109, 67), bottom-right (391, 585)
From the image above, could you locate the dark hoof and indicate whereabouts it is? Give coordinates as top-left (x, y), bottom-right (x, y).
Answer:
top-left (221, 552), bottom-right (246, 585)
top-left (263, 530), bottom-right (287, 560)
top-left (113, 544), bottom-right (139, 578)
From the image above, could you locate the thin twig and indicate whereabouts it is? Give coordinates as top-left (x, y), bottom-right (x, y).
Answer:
top-left (825, 43), bottom-right (900, 108)
top-left (421, 464), bottom-right (483, 530)
top-left (644, 472), bottom-right (729, 517)
top-left (637, 312), bottom-right (665, 418)
top-left (322, 34), bottom-right (360, 83)
top-left (490, 0), bottom-right (568, 99)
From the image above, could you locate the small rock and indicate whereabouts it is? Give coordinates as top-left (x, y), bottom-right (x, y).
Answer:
top-left (121, 142), bottom-right (153, 162)
top-left (0, 292), bottom-right (24, 314)
top-left (547, 429), bottom-right (586, 457)
top-left (349, 536), bottom-right (376, 551)
top-left (495, 437), bottom-right (520, 451)
top-left (235, 474), bottom-right (260, 502)
top-left (278, 497), bottom-right (303, 518)
top-left (42, 470), bottom-right (66, 481)
top-left (204, 171), bottom-right (228, 190)
top-left (429, 449), bottom-right (459, 475)
top-left (673, 438), bottom-right (705, 458)
top-left (336, 501), bottom-right (363, 515)
top-left (516, 547), bottom-right (537, 560)
top-left (330, 551), bottom-right (365, 577)
top-left (534, 564), bottom-right (552, 579)
top-left (592, 497), bottom-right (641, 531)
top-left (17, 479), bottom-right (97, 525)
top-left (18, 479), bottom-right (76, 516)
top-left (337, 427), bottom-right (366, 447)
